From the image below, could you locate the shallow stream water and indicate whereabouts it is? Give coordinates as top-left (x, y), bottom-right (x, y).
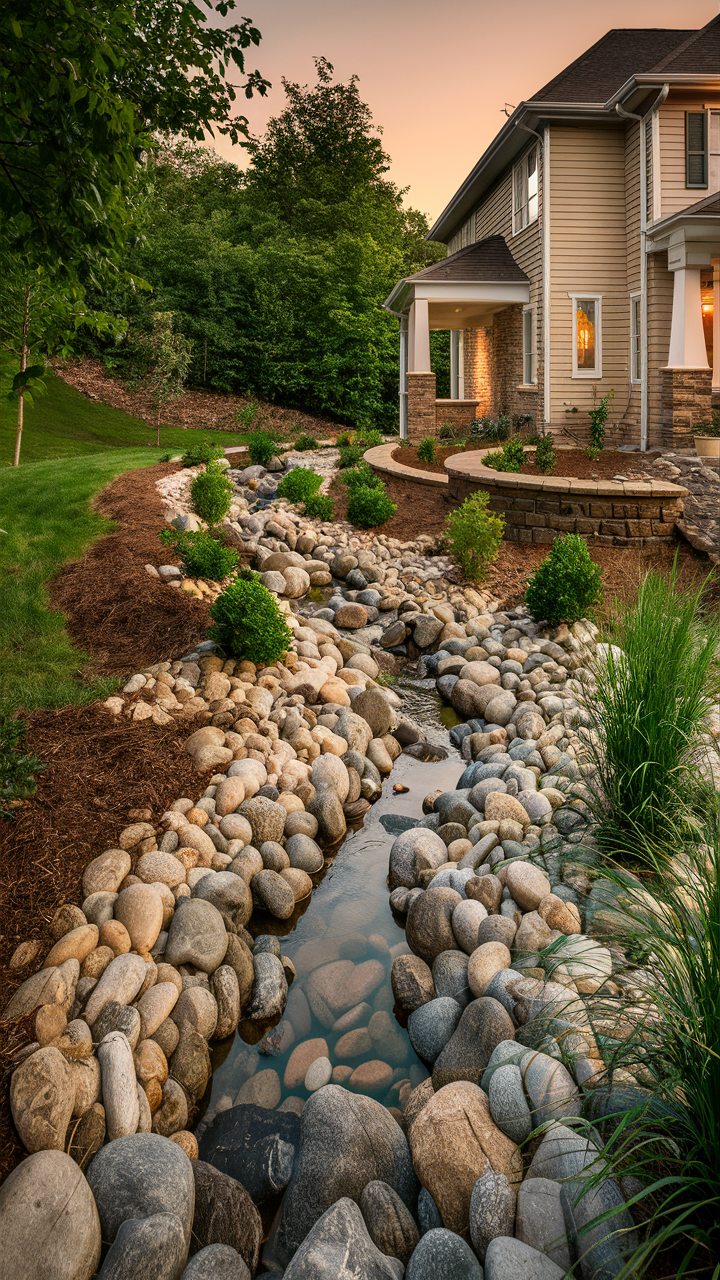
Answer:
top-left (200, 678), bottom-right (462, 1123)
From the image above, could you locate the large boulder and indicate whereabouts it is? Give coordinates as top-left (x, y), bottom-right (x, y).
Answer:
top-left (96, 1212), bottom-right (187, 1280)
top-left (198, 1104), bottom-right (300, 1203)
top-left (388, 829), bottom-right (447, 891)
top-left (272, 1085), bottom-right (417, 1267)
top-left (282, 1198), bottom-right (403, 1279)
top-left (0, 1150), bottom-right (101, 1280)
top-left (406, 887), bottom-right (462, 965)
top-left (191, 1161), bottom-right (262, 1275)
top-left (86, 1133), bottom-right (195, 1249)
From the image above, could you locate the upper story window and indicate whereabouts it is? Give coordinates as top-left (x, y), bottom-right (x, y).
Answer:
top-left (448, 216), bottom-right (474, 256)
top-left (512, 147), bottom-right (538, 235)
top-left (686, 112), bottom-right (708, 188)
top-left (630, 295), bottom-right (641, 384)
top-left (569, 294), bottom-right (602, 379)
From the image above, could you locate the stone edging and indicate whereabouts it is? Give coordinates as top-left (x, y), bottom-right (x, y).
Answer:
top-left (445, 445), bottom-right (688, 501)
top-left (364, 443), bottom-right (449, 488)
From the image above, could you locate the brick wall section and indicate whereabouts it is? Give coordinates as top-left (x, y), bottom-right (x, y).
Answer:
top-left (435, 400), bottom-right (480, 434)
top-left (407, 372), bottom-right (437, 442)
top-left (464, 309), bottom-right (542, 433)
top-left (464, 327), bottom-right (493, 411)
top-left (660, 369), bottom-right (713, 448)
top-left (447, 471), bottom-right (683, 548)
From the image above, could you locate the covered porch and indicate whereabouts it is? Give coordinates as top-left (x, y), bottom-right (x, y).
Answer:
top-left (383, 236), bottom-right (530, 441)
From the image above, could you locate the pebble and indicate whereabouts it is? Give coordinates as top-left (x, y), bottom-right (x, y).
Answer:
top-left (304, 1056), bottom-right (332, 1091)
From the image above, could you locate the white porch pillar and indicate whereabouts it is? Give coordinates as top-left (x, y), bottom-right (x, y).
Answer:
top-left (408, 299), bottom-right (431, 372)
top-left (399, 316), bottom-right (408, 439)
top-left (450, 330), bottom-right (460, 400)
top-left (712, 257), bottom-right (719, 393)
top-left (666, 267), bottom-right (710, 369)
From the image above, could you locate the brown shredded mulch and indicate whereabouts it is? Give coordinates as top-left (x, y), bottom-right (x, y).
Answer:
top-left (394, 443), bottom-right (664, 480)
top-left (0, 704), bottom-right (206, 1182)
top-left (49, 461), bottom-right (211, 678)
top-left (56, 357), bottom-right (343, 437)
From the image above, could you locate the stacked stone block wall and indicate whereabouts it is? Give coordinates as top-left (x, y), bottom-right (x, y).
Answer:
top-left (660, 368), bottom-right (714, 448)
top-left (406, 372), bottom-right (437, 442)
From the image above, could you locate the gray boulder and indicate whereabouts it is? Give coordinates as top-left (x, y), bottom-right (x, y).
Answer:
top-left (485, 1237), bottom-right (565, 1279)
top-left (432, 950), bottom-right (472, 1008)
top-left (488, 1064), bottom-right (532, 1144)
top-left (408, 997), bottom-right (463, 1066)
top-left (0, 1150), bottom-right (101, 1280)
top-left (469, 1169), bottom-right (516, 1262)
top-left (515, 1178), bottom-right (571, 1272)
top-left (406, 1228), bottom-right (484, 1279)
top-left (164, 899), bottom-right (228, 974)
top-left (86, 1133), bottom-right (194, 1248)
top-left (191, 1161), bottom-right (262, 1275)
top-left (180, 1245), bottom-right (250, 1280)
top-left (561, 1177), bottom-right (637, 1280)
top-left (97, 1213), bottom-right (187, 1280)
top-left (283, 1198), bottom-right (403, 1279)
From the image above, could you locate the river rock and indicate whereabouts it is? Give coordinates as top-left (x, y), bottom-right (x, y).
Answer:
top-left (252, 868), bottom-right (295, 918)
top-left (360, 1179), bottom-right (420, 1265)
top-left (468, 942), bottom-right (512, 997)
top-left (96, 1211), bottom-right (188, 1280)
top-left (284, 1038), bottom-right (329, 1089)
top-left (515, 1178), bottom-right (571, 1271)
top-left (488, 1064), bottom-right (532, 1143)
top-left (4, 964), bottom-right (75, 1020)
top-left (283, 1197), bottom-right (403, 1279)
top-left (171, 1029), bottom-right (211, 1101)
top-left (273, 1084), bottom-right (417, 1267)
top-left (83, 891), bottom-right (119, 928)
top-left (180, 1244), bottom-right (250, 1280)
top-left (83, 849), bottom-right (131, 897)
top-left (308, 786), bottom-right (346, 843)
top-left (306, 958), bottom-right (384, 1028)
top-left (153, 1078), bottom-right (189, 1136)
top-left (10, 1046), bottom-right (74, 1153)
top-left (469, 1168), bottom-right (516, 1262)
top-left (248, 952), bottom-right (288, 1020)
top-left (214, 776), bottom-right (247, 818)
top-left (98, 1031), bottom-right (140, 1140)
top-left (406, 886), bottom-right (462, 964)
top-left (391, 954), bottom-right (435, 1013)
top-left (451, 899), bottom-right (488, 953)
top-left (478, 915), bottom-right (517, 948)
top-left (87, 1132), bottom-right (195, 1247)
top-left (235, 1069), bottom-right (281, 1109)
top-left (484, 1237), bottom-right (565, 1280)
top-left (433, 997), bottom-right (516, 1089)
top-left (368, 1009), bottom-right (408, 1066)
top-left (211, 966), bottom-right (241, 1039)
top-left (305, 1055), bottom-right (332, 1090)
top-left (505, 863), bottom-right (551, 911)
top-left (136, 852), bottom-right (187, 889)
top-left (172, 986), bottom-right (219, 1039)
top-left (164, 899), bottom-right (228, 973)
top-left (285, 833), bottom-right (324, 874)
top-left (223, 935), bottom-right (254, 1008)
top-left (405, 1229), bottom-right (483, 1280)
top-left (188, 1162), bottom-right (260, 1273)
top-left (409, 1081), bottom-right (522, 1233)
top-left (69, 1053), bottom-right (102, 1118)
top-left (83, 953), bottom-right (148, 1025)
top-left (407, 997), bottom-right (463, 1066)
top-left (114, 884), bottom-right (165, 953)
top-left (432, 950), bottom-right (471, 1008)
top-left (198, 1103), bottom-right (300, 1203)
top-left (44, 923), bottom-right (99, 968)
top-left (192, 872), bottom-right (252, 930)
top-left (136, 981), bottom-right (179, 1039)
top-left (389, 828), bottom-right (447, 890)
top-left (311, 752), bottom-right (350, 801)
top-left (68, 1102), bottom-right (106, 1166)
top-left (0, 1150), bottom-right (101, 1280)
top-left (352, 688), bottom-right (393, 738)
top-left (238, 797), bottom-right (286, 845)
top-left (524, 1052), bottom-right (581, 1127)
top-left (526, 1122), bottom-right (603, 1181)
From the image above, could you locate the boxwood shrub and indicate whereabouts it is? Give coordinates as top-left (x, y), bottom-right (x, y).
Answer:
top-left (276, 468), bottom-right (323, 504)
top-left (159, 527), bottom-right (238, 580)
top-left (444, 490), bottom-right (504, 581)
top-left (190, 464), bottom-right (233, 525)
top-left (346, 482), bottom-right (396, 528)
top-left (525, 533), bottom-right (603, 623)
top-left (208, 572), bottom-right (293, 664)
top-left (181, 438), bottom-right (225, 468)
top-left (303, 492), bottom-right (334, 521)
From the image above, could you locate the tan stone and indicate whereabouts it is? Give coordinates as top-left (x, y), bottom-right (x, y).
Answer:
top-left (235, 1068), bottom-right (281, 1109)
top-left (506, 863), bottom-right (552, 912)
top-left (538, 894), bottom-right (582, 935)
top-left (349, 1060), bottom-right (394, 1092)
top-left (467, 942), bottom-right (512, 997)
top-left (135, 851), bottom-right (187, 888)
top-left (80, 946), bottom-right (115, 980)
top-left (133, 1039), bottom-right (169, 1086)
top-left (136, 982), bottom-right (180, 1039)
top-left (44, 924), bottom-right (99, 968)
top-left (484, 794), bottom-right (531, 827)
top-left (114, 883), bottom-right (164, 953)
top-left (168, 1130), bottom-right (199, 1159)
top-left (98, 920), bottom-right (132, 956)
top-left (82, 850), bottom-right (131, 898)
top-left (283, 1038), bottom-right (329, 1090)
top-left (49, 904), bottom-right (87, 941)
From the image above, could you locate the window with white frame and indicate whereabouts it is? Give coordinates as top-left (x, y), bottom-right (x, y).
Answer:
top-left (522, 307), bottom-right (536, 384)
top-left (570, 294), bottom-right (602, 378)
top-left (630, 295), bottom-right (641, 383)
top-left (512, 147), bottom-right (538, 235)
top-left (686, 111), bottom-right (708, 188)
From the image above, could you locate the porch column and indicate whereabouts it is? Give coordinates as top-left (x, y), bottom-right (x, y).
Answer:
top-left (450, 330), bottom-right (461, 400)
top-left (712, 257), bottom-right (719, 394)
top-left (408, 299), bottom-right (431, 372)
top-left (399, 316), bottom-right (408, 440)
top-left (666, 267), bottom-right (709, 369)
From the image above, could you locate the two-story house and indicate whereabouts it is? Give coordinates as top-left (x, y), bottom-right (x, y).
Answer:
top-left (384, 17), bottom-right (719, 449)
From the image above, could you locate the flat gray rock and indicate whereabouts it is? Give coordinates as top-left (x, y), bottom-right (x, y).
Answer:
top-left (0, 1150), bottom-right (101, 1280)
top-left (86, 1133), bottom-right (194, 1248)
top-left (515, 1178), bottom-right (571, 1271)
top-left (97, 1213), bottom-right (187, 1280)
top-left (283, 1197), bottom-right (403, 1279)
top-left (484, 1237), bottom-right (565, 1280)
top-left (406, 1228), bottom-right (484, 1279)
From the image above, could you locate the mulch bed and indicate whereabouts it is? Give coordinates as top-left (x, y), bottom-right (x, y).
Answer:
top-left (0, 705), bottom-right (206, 1181)
top-left (49, 462), bottom-right (211, 679)
top-left (56, 358), bottom-right (343, 437)
top-left (393, 444), bottom-right (664, 480)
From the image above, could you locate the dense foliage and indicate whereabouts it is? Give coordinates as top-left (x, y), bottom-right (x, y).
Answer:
top-left (417, 437), bottom-right (436, 463)
top-left (444, 490), bottom-right (504, 581)
top-left (0, 714), bottom-right (45, 818)
top-left (247, 431), bottom-right (276, 467)
top-left (159, 526), bottom-right (238, 581)
top-left (276, 468), bottom-right (323, 503)
top-left (534, 433), bottom-right (556, 473)
top-left (525, 534), bottom-right (603, 623)
top-left (180, 438), bottom-right (226, 468)
top-left (346, 481), bottom-right (396, 527)
top-left (190, 463), bottom-right (233, 524)
top-left (484, 437), bottom-right (526, 472)
top-left (339, 462), bottom-right (383, 490)
top-left (303, 492), bottom-right (334, 521)
top-left (208, 572), bottom-right (292, 664)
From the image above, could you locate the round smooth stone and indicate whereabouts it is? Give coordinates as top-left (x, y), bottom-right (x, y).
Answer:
top-left (304, 1056), bottom-right (333, 1092)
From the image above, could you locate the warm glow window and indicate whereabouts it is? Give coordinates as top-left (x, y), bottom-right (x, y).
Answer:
top-left (512, 147), bottom-right (538, 234)
top-left (630, 295), bottom-right (641, 383)
top-left (571, 295), bottom-right (602, 378)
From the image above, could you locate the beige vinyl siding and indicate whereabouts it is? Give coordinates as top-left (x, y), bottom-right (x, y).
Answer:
top-left (647, 250), bottom-right (673, 446)
top-left (548, 125), bottom-right (629, 438)
top-left (658, 95), bottom-right (719, 218)
top-left (624, 119), bottom-right (642, 437)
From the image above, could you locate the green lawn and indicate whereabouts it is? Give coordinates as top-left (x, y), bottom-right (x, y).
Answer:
top-left (0, 450), bottom-right (178, 716)
top-left (0, 360), bottom-right (253, 465)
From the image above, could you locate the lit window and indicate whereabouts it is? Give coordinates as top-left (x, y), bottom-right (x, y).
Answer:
top-left (686, 112), bottom-right (708, 188)
top-left (570, 294), bottom-right (602, 378)
top-left (630, 295), bottom-right (641, 383)
top-left (512, 147), bottom-right (538, 234)
top-left (522, 308), bottom-right (536, 383)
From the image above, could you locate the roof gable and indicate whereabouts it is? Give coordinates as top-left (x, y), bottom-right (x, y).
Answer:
top-left (532, 28), bottom-right (696, 104)
top-left (648, 14), bottom-right (720, 74)
top-left (406, 236), bottom-right (529, 284)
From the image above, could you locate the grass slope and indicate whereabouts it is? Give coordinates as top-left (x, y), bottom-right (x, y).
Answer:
top-left (0, 451), bottom-right (171, 716)
top-left (0, 361), bottom-right (253, 465)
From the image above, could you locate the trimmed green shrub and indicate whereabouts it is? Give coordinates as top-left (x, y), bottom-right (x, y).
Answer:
top-left (484, 436), bottom-right (525, 473)
top-left (208, 572), bottom-right (293, 664)
top-left (304, 492), bottom-right (334, 520)
top-left (525, 534), bottom-right (602, 624)
top-left (190, 464), bottom-right (233, 524)
top-left (247, 431), bottom-right (276, 467)
top-left (338, 444), bottom-right (365, 468)
top-left (294, 434), bottom-right (318, 451)
top-left (335, 430), bottom-right (352, 447)
top-left (444, 490), bottom-right (504, 581)
top-left (346, 482), bottom-right (396, 527)
top-left (276, 468), bottom-right (323, 503)
top-left (356, 428), bottom-right (382, 449)
top-left (339, 462), bottom-right (382, 490)
top-left (417, 437), bottom-right (436, 463)
top-left (534, 433), bottom-right (556, 473)
top-left (159, 527), bottom-right (238, 580)
top-left (181, 438), bottom-right (225, 468)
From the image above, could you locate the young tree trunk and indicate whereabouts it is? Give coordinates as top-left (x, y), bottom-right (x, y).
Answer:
top-left (157, 405), bottom-right (161, 448)
top-left (13, 286), bottom-right (31, 467)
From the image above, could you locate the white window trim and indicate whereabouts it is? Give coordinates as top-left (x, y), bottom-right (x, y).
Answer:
top-left (512, 146), bottom-right (539, 237)
top-left (568, 292), bottom-right (603, 379)
top-left (522, 305), bottom-right (537, 385)
top-left (630, 293), bottom-right (641, 384)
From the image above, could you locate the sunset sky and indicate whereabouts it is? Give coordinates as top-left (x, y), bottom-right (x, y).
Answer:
top-left (212, 0), bottom-right (715, 224)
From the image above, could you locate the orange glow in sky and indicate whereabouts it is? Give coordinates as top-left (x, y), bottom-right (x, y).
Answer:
top-left (209, 0), bottom-right (715, 223)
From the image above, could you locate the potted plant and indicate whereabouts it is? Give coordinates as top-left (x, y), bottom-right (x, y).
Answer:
top-left (693, 412), bottom-right (720, 461)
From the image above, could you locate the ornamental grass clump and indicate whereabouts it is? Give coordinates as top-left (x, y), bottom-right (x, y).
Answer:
top-left (190, 462), bottom-right (233, 525)
top-left (276, 467), bottom-right (323, 504)
top-left (444, 490), bottom-right (504, 581)
top-left (159, 527), bottom-right (238, 581)
top-left (582, 558), bottom-right (719, 846)
top-left (525, 534), bottom-right (602, 624)
top-left (208, 572), bottom-right (293, 664)
top-left (346, 481), bottom-right (396, 527)
top-left (417, 437), bottom-right (436, 463)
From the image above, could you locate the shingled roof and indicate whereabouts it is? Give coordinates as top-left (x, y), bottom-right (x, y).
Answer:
top-left (405, 236), bottom-right (529, 285)
top-left (649, 14), bottom-right (720, 74)
top-left (531, 28), bottom-right (696, 104)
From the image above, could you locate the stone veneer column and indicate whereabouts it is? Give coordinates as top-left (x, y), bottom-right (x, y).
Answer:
top-left (660, 368), bottom-right (713, 448)
top-left (406, 372), bottom-right (437, 442)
